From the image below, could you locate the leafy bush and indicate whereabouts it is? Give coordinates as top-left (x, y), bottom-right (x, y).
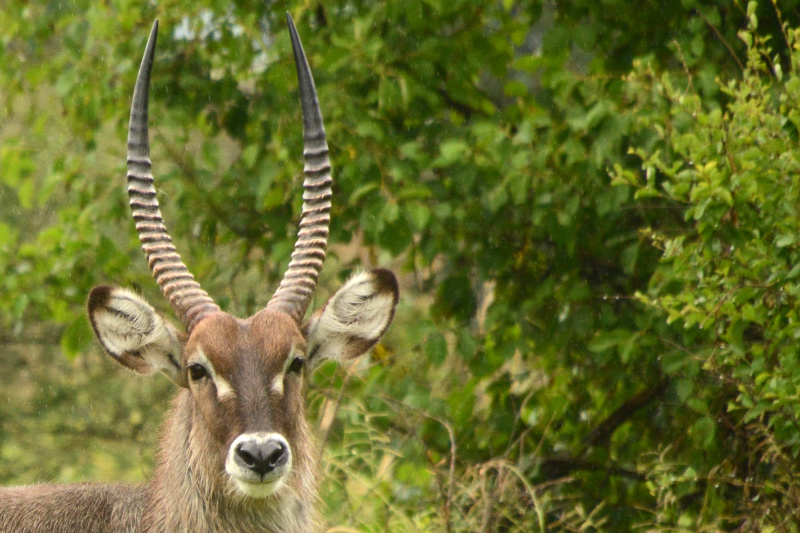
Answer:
top-left (613, 3), bottom-right (800, 528)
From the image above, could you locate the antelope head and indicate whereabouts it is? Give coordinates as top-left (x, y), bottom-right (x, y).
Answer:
top-left (86, 17), bottom-right (398, 500)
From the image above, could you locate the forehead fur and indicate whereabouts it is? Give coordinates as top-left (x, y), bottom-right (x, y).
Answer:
top-left (185, 310), bottom-right (305, 374)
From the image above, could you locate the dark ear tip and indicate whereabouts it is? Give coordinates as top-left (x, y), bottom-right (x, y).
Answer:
top-left (87, 286), bottom-right (115, 313)
top-left (369, 268), bottom-right (399, 302)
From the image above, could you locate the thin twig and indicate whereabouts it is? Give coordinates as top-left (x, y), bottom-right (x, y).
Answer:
top-left (696, 9), bottom-right (744, 72)
top-left (770, 0), bottom-right (793, 75)
top-left (478, 466), bottom-right (494, 533)
top-left (377, 393), bottom-right (457, 533)
top-left (318, 359), bottom-right (357, 452)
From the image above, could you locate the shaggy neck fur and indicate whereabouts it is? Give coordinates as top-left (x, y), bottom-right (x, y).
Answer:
top-left (141, 391), bottom-right (320, 533)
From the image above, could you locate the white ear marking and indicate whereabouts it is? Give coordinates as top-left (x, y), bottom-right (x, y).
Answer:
top-left (88, 286), bottom-right (185, 385)
top-left (305, 269), bottom-right (398, 364)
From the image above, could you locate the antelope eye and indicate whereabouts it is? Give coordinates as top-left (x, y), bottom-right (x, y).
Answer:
top-left (288, 356), bottom-right (306, 374)
top-left (187, 363), bottom-right (208, 381)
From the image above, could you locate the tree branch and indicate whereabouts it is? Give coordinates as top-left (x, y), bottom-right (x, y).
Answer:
top-left (539, 455), bottom-right (645, 482)
top-left (583, 377), bottom-right (670, 449)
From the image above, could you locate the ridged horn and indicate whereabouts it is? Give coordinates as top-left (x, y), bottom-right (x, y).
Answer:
top-left (266, 14), bottom-right (332, 323)
top-left (127, 20), bottom-right (220, 332)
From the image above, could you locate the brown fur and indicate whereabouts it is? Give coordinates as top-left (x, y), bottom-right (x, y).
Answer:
top-left (0, 483), bottom-right (144, 533)
top-left (138, 311), bottom-right (321, 533)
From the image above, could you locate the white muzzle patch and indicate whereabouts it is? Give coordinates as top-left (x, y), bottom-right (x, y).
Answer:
top-left (225, 432), bottom-right (292, 498)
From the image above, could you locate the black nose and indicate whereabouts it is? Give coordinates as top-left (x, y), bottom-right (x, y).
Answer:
top-left (234, 439), bottom-right (288, 477)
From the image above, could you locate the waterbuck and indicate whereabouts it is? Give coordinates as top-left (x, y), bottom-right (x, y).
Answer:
top-left (0, 15), bottom-right (398, 533)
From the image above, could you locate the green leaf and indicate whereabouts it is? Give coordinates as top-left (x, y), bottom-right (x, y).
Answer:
top-left (433, 140), bottom-right (470, 168)
top-left (406, 203), bottom-right (431, 232)
top-left (433, 275), bottom-right (477, 322)
top-left (425, 332), bottom-right (448, 366)
top-left (776, 234), bottom-right (795, 248)
top-left (349, 183), bottom-right (380, 205)
top-left (588, 329), bottom-right (632, 353)
top-left (356, 121), bottom-right (385, 141)
top-left (60, 316), bottom-right (91, 360)
top-left (241, 144), bottom-right (259, 169)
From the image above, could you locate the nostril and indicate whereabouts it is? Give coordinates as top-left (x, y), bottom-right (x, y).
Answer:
top-left (235, 443), bottom-right (258, 467)
top-left (266, 442), bottom-right (286, 468)
top-left (234, 438), bottom-right (289, 477)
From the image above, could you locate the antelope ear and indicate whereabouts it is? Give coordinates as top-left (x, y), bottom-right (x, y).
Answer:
top-left (87, 286), bottom-right (187, 387)
top-left (304, 268), bottom-right (399, 365)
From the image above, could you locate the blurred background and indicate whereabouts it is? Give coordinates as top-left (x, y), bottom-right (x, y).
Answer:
top-left (3, 0), bottom-right (800, 530)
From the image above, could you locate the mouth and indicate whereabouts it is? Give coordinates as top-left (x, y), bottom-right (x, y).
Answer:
top-left (229, 475), bottom-right (288, 498)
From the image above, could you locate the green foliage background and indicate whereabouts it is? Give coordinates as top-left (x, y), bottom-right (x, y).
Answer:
top-left (4, 0), bottom-right (800, 530)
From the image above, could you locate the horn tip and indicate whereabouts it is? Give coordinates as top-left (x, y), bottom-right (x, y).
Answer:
top-left (143, 19), bottom-right (159, 61)
top-left (286, 13), bottom-right (299, 42)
